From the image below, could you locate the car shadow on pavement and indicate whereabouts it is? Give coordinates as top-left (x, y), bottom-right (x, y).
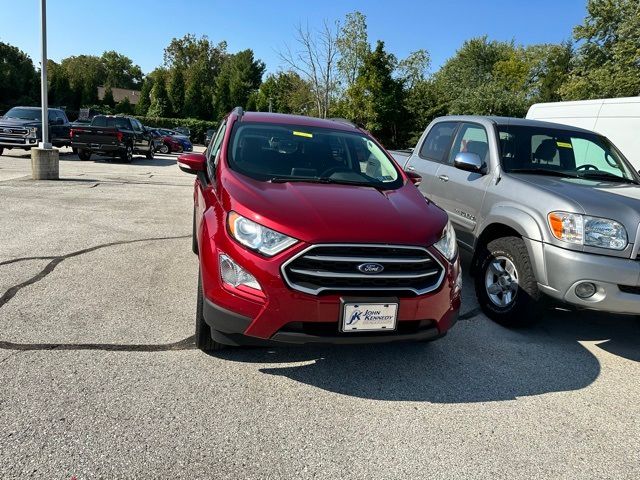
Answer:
top-left (213, 311), bottom-right (639, 403)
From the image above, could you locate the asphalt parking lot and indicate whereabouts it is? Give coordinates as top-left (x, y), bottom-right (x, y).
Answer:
top-left (1, 147), bottom-right (639, 479)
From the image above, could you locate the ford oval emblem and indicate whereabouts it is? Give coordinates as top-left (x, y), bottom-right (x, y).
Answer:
top-left (358, 263), bottom-right (385, 274)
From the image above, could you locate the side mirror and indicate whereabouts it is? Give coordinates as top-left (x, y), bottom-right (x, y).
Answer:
top-left (454, 152), bottom-right (484, 173)
top-left (405, 170), bottom-right (422, 186)
top-left (178, 152), bottom-right (206, 175)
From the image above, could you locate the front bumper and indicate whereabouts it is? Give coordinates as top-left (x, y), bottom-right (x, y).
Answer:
top-left (0, 136), bottom-right (38, 148)
top-left (200, 230), bottom-right (461, 345)
top-left (539, 242), bottom-right (640, 314)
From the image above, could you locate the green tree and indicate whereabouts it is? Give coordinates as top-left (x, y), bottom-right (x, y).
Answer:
top-left (336, 11), bottom-right (369, 89)
top-left (115, 97), bottom-right (133, 114)
top-left (397, 49), bottom-right (431, 90)
top-left (183, 66), bottom-right (207, 119)
top-left (168, 68), bottom-right (185, 117)
top-left (136, 77), bottom-right (153, 115)
top-left (101, 50), bottom-right (143, 89)
top-left (347, 41), bottom-right (405, 147)
top-left (102, 85), bottom-right (115, 107)
top-left (0, 42), bottom-right (39, 108)
top-left (561, 0), bottom-right (640, 99)
top-left (147, 70), bottom-right (171, 117)
top-left (252, 71), bottom-right (314, 114)
top-left (58, 55), bottom-right (106, 107)
top-left (48, 60), bottom-right (74, 108)
top-left (214, 49), bottom-right (265, 117)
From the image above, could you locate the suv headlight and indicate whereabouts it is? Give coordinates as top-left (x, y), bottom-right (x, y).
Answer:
top-left (228, 212), bottom-right (298, 256)
top-left (434, 221), bottom-right (458, 261)
top-left (548, 212), bottom-right (627, 250)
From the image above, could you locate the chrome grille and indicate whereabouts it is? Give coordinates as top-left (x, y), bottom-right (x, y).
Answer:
top-left (282, 244), bottom-right (445, 295)
top-left (0, 127), bottom-right (29, 138)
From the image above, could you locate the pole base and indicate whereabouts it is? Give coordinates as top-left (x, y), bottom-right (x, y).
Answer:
top-left (31, 147), bottom-right (59, 180)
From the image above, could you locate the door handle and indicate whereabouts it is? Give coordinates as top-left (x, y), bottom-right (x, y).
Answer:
top-left (407, 165), bottom-right (416, 171)
top-left (438, 175), bottom-right (449, 182)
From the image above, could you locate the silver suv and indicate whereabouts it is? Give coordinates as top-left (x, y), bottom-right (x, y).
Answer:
top-left (403, 116), bottom-right (640, 326)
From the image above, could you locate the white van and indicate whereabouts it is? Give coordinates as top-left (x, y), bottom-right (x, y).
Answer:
top-left (526, 97), bottom-right (640, 169)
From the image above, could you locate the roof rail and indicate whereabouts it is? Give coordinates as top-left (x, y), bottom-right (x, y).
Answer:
top-left (329, 117), bottom-right (357, 128)
top-left (232, 106), bottom-right (244, 120)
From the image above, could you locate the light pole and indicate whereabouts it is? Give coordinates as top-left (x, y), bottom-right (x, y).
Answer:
top-left (39, 0), bottom-right (51, 149)
top-left (31, 0), bottom-right (59, 180)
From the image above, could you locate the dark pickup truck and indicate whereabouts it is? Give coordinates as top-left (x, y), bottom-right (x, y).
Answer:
top-left (70, 115), bottom-right (154, 162)
top-left (0, 106), bottom-right (71, 155)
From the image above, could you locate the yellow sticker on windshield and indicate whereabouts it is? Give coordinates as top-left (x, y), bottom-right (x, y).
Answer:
top-left (293, 131), bottom-right (313, 138)
top-left (557, 141), bottom-right (572, 149)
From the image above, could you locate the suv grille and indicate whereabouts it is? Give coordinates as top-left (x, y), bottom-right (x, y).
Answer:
top-left (282, 244), bottom-right (445, 295)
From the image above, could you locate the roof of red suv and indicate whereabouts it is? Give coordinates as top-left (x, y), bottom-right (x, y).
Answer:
top-left (238, 111), bottom-right (361, 133)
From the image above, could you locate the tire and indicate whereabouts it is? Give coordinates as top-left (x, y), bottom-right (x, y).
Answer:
top-left (192, 207), bottom-right (199, 255)
top-left (78, 149), bottom-right (91, 161)
top-left (195, 271), bottom-right (225, 352)
top-left (120, 143), bottom-right (133, 162)
top-left (159, 144), bottom-right (169, 154)
top-left (146, 143), bottom-right (154, 159)
top-left (474, 236), bottom-right (542, 327)
top-left (0, 147), bottom-right (4, 156)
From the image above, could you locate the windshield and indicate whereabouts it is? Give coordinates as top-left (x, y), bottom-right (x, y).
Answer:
top-left (228, 122), bottom-right (401, 189)
top-left (498, 125), bottom-right (637, 183)
top-left (4, 107), bottom-right (41, 121)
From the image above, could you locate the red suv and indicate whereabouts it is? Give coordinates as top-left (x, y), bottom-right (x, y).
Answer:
top-left (179, 108), bottom-right (461, 351)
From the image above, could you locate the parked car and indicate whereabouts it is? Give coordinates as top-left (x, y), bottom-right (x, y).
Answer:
top-left (70, 115), bottom-right (154, 162)
top-left (173, 126), bottom-right (191, 138)
top-left (156, 129), bottom-right (193, 154)
top-left (178, 108), bottom-right (462, 351)
top-left (404, 115), bottom-right (640, 326)
top-left (145, 127), bottom-right (165, 153)
top-left (527, 96), bottom-right (640, 169)
top-left (204, 128), bottom-right (215, 145)
top-left (0, 106), bottom-right (71, 155)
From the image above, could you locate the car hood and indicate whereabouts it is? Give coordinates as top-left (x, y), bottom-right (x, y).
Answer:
top-left (0, 118), bottom-right (40, 128)
top-left (221, 170), bottom-right (448, 246)
top-left (515, 174), bottom-right (640, 231)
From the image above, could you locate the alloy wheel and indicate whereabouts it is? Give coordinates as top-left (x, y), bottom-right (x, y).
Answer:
top-left (484, 256), bottom-right (519, 308)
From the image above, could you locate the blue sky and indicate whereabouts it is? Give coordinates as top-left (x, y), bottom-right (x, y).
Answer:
top-left (0, 0), bottom-right (588, 75)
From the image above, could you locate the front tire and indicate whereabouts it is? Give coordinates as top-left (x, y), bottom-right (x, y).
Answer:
top-left (78, 149), bottom-right (91, 161)
top-left (195, 271), bottom-right (225, 352)
top-left (475, 236), bottom-right (542, 327)
top-left (146, 143), bottom-right (154, 159)
top-left (0, 147), bottom-right (4, 156)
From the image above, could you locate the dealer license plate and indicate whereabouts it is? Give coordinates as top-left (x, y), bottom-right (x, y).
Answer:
top-left (341, 302), bottom-right (398, 332)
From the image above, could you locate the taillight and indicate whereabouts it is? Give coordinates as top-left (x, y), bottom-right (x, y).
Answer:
top-left (116, 131), bottom-right (123, 142)
top-left (69, 128), bottom-right (76, 138)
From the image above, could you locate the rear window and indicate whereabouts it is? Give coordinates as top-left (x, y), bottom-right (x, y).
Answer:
top-left (92, 117), bottom-right (130, 128)
top-left (227, 122), bottom-right (402, 189)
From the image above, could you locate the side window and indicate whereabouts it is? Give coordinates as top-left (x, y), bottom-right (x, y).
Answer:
top-left (92, 116), bottom-right (107, 127)
top-left (206, 122), bottom-right (227, 181)
top-left (532, 135), bottom-right (560, 166)
top-left (208, 122), bottom-right (226, 166)
top-left (132, 119), bottom-right (143, 132)
top-left (419, 122), bottom-right (458, 163)
top-left (449, 123), bottom-right (490, 165)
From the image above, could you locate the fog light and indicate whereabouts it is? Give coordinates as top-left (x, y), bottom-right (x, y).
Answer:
top-left (219, 253), bottom-right (261, 291)
top-left (575, 282), bottom-right (597, 299)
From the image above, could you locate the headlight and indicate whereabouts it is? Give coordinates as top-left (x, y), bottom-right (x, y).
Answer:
top-left (433, 221), bottom-right (458, 261)
top-left (228, 212), bottom-right (298, 256)
top-left (548, 212), bottom-right (627, 250)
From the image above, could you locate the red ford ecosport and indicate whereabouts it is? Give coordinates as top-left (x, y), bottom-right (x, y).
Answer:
top-left (179, 108), bottom-right (461, 351)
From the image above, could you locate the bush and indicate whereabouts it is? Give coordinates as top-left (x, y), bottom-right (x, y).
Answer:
top-left (135, 115), bottom-right (217, 144)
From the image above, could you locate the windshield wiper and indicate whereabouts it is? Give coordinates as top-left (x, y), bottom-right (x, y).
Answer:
top-left (269, 176), bottom-right (384, 188)
top-left (508, 168), bottom-right (579, 179)
top-left (576, 171), bottom-right (639, 185)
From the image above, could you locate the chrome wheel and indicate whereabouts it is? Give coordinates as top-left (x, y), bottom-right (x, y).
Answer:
top-left (484, 256), bottom-right (519, 308)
